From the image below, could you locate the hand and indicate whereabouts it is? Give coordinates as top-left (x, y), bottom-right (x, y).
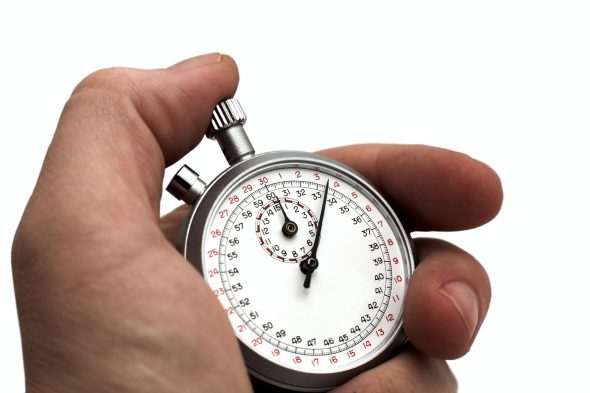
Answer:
top-left (13, 53), bottom-right (249, 393)
top-left (317, 144), bottom-right (501, 392)
top-left (12, 53), bottom-right (502, 393)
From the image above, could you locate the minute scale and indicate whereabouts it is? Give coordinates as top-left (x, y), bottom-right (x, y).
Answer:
top-left (204, 169), bottom-right (404, 370)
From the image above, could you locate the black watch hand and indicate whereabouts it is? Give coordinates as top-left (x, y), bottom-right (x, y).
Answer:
top-left (274, 195), bottom-right (298, 237)
top-left (301, 257), bottom-right (318, 288)
top-left (300, 179), bottom-right (330, 288)
top-left (265, 185), bottom-right (298, 237)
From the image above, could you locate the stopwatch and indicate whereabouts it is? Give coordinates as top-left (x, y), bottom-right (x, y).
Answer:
top-left (167, 99), bottom-right (415, 392)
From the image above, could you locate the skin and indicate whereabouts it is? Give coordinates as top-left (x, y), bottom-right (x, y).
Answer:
top-left (12, 53), bottom-right (502, 392)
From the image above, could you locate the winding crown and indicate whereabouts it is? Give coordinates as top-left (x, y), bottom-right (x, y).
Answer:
top-left (207, 98), bottom-right (247, 137)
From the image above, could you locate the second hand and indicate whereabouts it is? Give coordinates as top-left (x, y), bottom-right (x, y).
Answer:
top-left (266, 185), bottom-right (298, 237)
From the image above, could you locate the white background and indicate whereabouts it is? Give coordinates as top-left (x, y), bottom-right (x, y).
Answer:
top-left (1, 1), bottom-right (589, 391)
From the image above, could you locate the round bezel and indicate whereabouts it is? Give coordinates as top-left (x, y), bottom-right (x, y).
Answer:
top-left (176, 151), bottom-right (415, 392)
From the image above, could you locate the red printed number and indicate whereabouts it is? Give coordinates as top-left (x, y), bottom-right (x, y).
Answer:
top-left (208, 249), bottom-right (219, 258)
top-left (208, 268), bottom-right (219, 277)
top-left (228, 195), bottom-right (239, 204)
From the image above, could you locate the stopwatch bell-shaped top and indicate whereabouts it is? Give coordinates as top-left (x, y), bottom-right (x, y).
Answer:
top-left (206, 98), bottom-right (255, 165)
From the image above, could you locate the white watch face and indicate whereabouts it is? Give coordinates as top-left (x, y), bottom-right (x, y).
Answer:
top-left (201, 165), bottom-right (410, 374)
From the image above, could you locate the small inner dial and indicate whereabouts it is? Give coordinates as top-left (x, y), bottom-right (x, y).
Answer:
top-left (255, 197), bottom-right (318, 263)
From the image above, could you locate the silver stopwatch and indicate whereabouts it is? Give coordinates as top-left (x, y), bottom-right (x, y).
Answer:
top-left (167, 99), bottom-right (415, 392)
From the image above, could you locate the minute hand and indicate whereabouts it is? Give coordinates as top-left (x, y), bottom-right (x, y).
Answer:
top-left (310, 179), bottom-right (330, 256)
top-left (300, 179), bottom-right (330, 288)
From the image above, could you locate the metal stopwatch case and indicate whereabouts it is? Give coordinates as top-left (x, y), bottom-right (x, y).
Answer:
top-left (167, 99), bottom-right (415, 392)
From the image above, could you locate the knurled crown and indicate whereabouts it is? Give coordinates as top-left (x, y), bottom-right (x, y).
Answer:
top-left (207, 98), bottom-right (247, 138)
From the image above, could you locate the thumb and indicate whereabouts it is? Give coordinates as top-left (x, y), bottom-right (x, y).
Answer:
top-left (16, 53), bottom-right (238, 258)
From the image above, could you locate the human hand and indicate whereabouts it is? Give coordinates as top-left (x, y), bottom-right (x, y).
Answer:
top-left (12, 53), bottom-right (502, 392)
top-left (316, 144), bottom-right (501, 392)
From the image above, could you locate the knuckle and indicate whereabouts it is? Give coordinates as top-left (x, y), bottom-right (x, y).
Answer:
top-left (12, 215), bottom-right (45, 286)
top-left (73, 67), bottom-right (139, 97)
top-left (365, 356), bottom-right (458, 393)
top-left (352, 365), bottom-right (422, 393)
top-left (418, 358), bottom-right (458, 393)
top-left (62, 68), bottom-right (143, 128)
top-left (434, 360), bottom-right (458, 393)
top-left (378, 367), bottom-right (422, 393)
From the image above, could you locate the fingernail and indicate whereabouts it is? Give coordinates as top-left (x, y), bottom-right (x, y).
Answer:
top-left (439, 281), bottom-right (479, 340)
top-left (169, 52), bottom-right (222, 70)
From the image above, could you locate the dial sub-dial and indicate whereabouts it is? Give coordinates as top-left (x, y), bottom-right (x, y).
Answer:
top-left (255, 198), bottom-right (319, 263)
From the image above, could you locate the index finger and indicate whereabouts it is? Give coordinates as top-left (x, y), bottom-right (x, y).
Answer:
top-left (15, 54), bottom-right (239, 265)
top-left (319, 144), bottom-right (503, 232)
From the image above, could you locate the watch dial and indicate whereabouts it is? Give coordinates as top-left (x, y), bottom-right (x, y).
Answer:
top-left (201, 165), bottom-right (410, 373)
